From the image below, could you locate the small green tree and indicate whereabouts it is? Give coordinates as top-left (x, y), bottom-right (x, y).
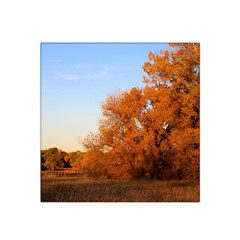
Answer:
top-left (41, 148), bottom-right (66, 171)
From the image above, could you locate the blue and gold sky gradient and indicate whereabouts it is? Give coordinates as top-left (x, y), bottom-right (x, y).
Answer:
top-left (41, 43), bottom-right (168, 152)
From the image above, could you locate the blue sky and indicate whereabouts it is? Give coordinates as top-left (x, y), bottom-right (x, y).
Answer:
top-left (41, 43), bottom-right (168, 152)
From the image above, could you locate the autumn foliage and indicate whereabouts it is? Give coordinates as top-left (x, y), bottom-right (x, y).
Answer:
top-left (82, 43), bottom-right (200, 180)
top-left (41, 148), bottom-right (84, 171)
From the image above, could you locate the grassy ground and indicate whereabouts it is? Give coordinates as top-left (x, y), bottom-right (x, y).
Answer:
top-left (41, 175), bottom-right (200, 202)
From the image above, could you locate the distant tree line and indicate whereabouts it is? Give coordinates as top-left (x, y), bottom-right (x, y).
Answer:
top-left (41, 148), bottom-right (85, 171)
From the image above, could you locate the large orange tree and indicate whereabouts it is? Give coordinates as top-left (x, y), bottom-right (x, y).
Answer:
top-left (141, 43), bottom-right (200, 179)
top-left (82, 43), bottom-right (200, 180)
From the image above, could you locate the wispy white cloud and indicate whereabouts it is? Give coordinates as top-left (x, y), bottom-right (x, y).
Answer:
top-left (76, 63), bottom-right (92, 68)
top-left (47, 59), bottom-right (63, 65)
top-left (83, 67), bottom-right (110, 80)
top-left (55, 72), bottom-right (79, 81)
top-left (55, 67), bottom-right (110, 81)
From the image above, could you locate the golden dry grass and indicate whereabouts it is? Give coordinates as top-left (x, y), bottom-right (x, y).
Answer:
top-left (41, 175), bottom-right (200, 202)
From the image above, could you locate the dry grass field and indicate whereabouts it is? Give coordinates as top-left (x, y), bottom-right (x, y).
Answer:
top-left (41, 174), bottom-right (200, 202)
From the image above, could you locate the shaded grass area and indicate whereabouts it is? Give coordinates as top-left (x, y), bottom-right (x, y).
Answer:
top-left (41, 176), bottom-right (200, 202)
